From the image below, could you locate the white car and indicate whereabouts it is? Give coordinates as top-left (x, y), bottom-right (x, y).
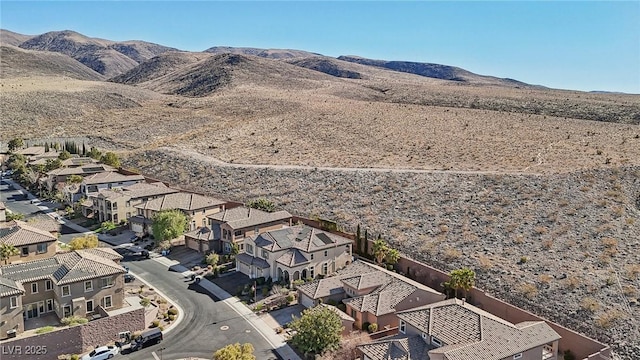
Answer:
top-left (80, 345), bottom-right (119, 360)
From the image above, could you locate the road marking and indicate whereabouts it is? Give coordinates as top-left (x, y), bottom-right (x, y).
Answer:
top-left (151, 351), bottom-right (160, 360)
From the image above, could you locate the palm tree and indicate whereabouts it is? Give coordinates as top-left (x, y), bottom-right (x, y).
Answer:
top-left (372, 239), bottom-right (388, 265)
top-left (385, 248), bottom-right (400, 265)
top-left (449, 268), bottom-right (476, 300)
top-left (0, 244), bottom-right (20, 265)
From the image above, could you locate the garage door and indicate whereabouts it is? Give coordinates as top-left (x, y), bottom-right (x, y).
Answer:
top-left (131, 223), bottom-right (143, 233)
top-left (299, 293), bottom-right (315, 308)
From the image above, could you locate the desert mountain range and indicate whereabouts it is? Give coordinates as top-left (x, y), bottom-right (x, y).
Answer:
top-left (1, 29), bottom-right (640, 358)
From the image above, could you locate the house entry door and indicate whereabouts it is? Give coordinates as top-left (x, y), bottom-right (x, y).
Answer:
top-left (25, 304), bottom-right (38, 319)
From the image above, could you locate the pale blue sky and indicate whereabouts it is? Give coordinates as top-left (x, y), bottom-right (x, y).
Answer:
top-left (1, 1), bottom-right (639, 93)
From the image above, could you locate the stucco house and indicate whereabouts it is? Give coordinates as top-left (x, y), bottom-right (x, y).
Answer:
top-left (45, 163), bottom-right (116, 191)
top-left (236, 225), bottom-right (353, 283)
top-left (86, 182), bottom-right (178, 224)
top-left (189, 206), bottom-right (292, 254)
top-left (0, 220), bottom-right (58, 264)
top-left (357, 298), bottom-right (561, 360)
top-left (0, 248), bottom-right (126, 339)
top-left (297, 260), bottom-right (444, 331)
top-left (131, 192), bottom-right (228, 234)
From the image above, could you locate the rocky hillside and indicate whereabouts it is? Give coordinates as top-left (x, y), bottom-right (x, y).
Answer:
top-left (109, 51), bottom-right (212, 84)
top-left (204, 46), bottom-right (320, 59)
top-left (288, 56), bottom-right (363, 79)
top-left (17, 30), bottom-right (176, 77)
top-left (123, 148), bottom-right (640, 359)
top-left (338, 55), bottom-right (531, 87)
top-left (0, 45), bottom-right (104, 80)
top-left (137, 53), bottom-right (333, 96)
top-left (0, 29), bottom-right (33, 46)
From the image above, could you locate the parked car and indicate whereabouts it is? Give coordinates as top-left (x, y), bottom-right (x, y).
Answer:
top-left (124, 274), bottom-right (135, 283)
top-left (81, 345), bottom-right (119, 360)
top-left (130, 328), bottom-right (163, 352)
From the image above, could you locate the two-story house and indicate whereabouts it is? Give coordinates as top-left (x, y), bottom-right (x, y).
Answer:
top-left (237, 225), bottom-right (353, 283)
top-left (87, 182), bottom-right (178, 224)
top-left (0, 248), bottom-right (126, 339)
top-left (45, 163), bottom-right (116, 192)
top-left (189, 206), bottom-right (292, 254)
top-left (0, 220), bottom-right (57, 264)
top-left (132, 192), bottom-right (227, 235)
top-left (78, 172), bottom-right (146, 200)
top-left (357, 298), bottom-right (561, 360)
top-left (297, 260), bottom-right (444, 330)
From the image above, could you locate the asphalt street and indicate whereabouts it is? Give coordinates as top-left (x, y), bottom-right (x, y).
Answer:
top-left (121, 258), bottom-right (279, 360)
top-left (0, 179), bottom-right (40, 216)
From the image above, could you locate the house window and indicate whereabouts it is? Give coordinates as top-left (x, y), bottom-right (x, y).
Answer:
top-left (126, 201), bottom-right (131, 207)
top-left (10, 297), bottom-right (18, 309)
top-left (324, 250), bottom-right (328, 257)
top-left (421, 332), bottom-right (427, 340)
top-left (246, 244), bottom-right (253, 255)
top-left (103, 295), bottom-right (113, 308)
top-left (62, 285), bottom-right (71, 297)
top-left (138, 209), bottom-right (143, 216)
top-left (37, 243), bottom-right (47, 254)
top-left (86, 300), bottom-right (94, 313)
top-left (310, 253), bottom-right (314, 260)
top-left (351, 308), bottom-right (357, 318)
top-left (84, 280), bottom-right (93, 292)
top-left (310, 267), bottom-right (314, 278)
top-left (113, 214), bottom-right (118, 223)
top-left (31, 283), bottom-right (38, 294)
top-left (513, 354), bottom-right (522, 360)
top-left (322, 263), bottom-right (328, 275)
top-left (202, 209), bottom-right (206, 214)
top-left (399, 320), bottom-right (406, 334)
top-left (101, 277), bottom-right (114, 288)
top-left (63, 304), bottom-right (72, 317)
top-left (127, 212), bottom-right (131, 219)
top-left (431, 337), bottom-right (442, 347)
top-left (46, 299), bottom-right (53, 312)
top-left (21, 246), bottom-right (29, 256)
top-left (45, 280), bottom-right (53, 291)
top-left (202, 218), bottom-right (207, 226)
top-left (112, 203), bottom-right (118, 210)
top-left (240, 244), bottom-right (244, 251)
top-left (234, 230), bottom-right (242, 237)
top-left (262, 250), bottom-right (269, 259)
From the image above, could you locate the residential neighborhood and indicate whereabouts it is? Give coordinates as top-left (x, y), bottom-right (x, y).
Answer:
top-left (0, 143), bottom-right (614, 360)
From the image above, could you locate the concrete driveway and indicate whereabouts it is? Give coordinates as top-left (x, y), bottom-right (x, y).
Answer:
top-left (265, 304), bottom-right (306, 327)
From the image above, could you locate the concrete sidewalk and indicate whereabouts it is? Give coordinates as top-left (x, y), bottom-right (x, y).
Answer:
top-left (165, 262), bottom-right (302, 360)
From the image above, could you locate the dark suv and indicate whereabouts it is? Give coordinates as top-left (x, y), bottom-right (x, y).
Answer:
top-left (130, 328), bottom-right (163, 351)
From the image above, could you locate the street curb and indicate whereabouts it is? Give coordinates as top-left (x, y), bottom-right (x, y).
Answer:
top-left (128, 270), bottom-right (185, 336)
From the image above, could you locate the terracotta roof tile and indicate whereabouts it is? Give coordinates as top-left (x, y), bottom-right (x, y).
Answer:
top-left (208, 207), bottom-right (291, 230)
top-left (0, 220), bottom-right (57, 247)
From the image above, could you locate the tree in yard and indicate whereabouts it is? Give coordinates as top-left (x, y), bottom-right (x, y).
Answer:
top-left (87, 146), bottom-right (102, 160)
top-left (363, 229), bottom-right (369, 256)
top-left (7, 138), bottom-right (24, 152)
top-left (44, 158), bottom-right (62, 172)
top-left (448, 268), bottom-right (476, 300)
top-left (289, 305), bottom-right (343, 356)
top-left (58, 151), bottom-right (72, 160)
top-left (372, 239), bottom-right (389, 265)
top-left (152, 210), bottom-right (188, 242)
top-left (6, 212), bottom-right (25, 221)
top-left (355, 224), bottom-right (362, 255)
top-left (213, 342), bottom-right (256, 360)
top-left (68, 234), bottom-right (99, 250)
top-left (246, 198), bottom-right (275, 213)
top-left (7, 153), bottom-right (27, 170)
top-left (68, 174), bottom-right (83, 184)
top-left (100, 152), bottom-right (120, 168)
top-left (0, 244), bottom-right (20, 265)
top-left (205, 252), bottom-right (220, 267)
top-left (230, 242), bottom-right (240, 256)
top-left (385, 248), bottom-right (400, 265)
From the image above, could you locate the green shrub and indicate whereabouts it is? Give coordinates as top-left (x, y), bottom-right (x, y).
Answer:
top-left (236, 286), bottom-right (244, 297)
top-left (256, 277), bottom-right (266, 285)
top-left (368, 323), bottom-right (378, 333)
top-left (36, 326), bottom-right (55, 334)
top-left (151, 320), bottom-right (160, 328)
top-left (158, 325), bottom-right (164, 331)
top-left (262, 287), bottom-right (269, 296)
top-left (362, 322), bottom-right (371, 331)
top-left (167, 308), bottom-right (178, 316)
top-left (168, 315), bottom-right (176, 321)
top-left (325, 299), bottom-right (338, 306)
top-left (564, 350), bottom-right (576, 360)
top-left (286, 294), bottom-right (295, 302)
top-left (255, 303), bottom-right (264, 312)
top-left (71, 355), bottom-right (79, 360)
top-left (61, 316), bottom-right (88, 326)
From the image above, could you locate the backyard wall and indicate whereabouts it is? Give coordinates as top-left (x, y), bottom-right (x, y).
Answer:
top-left (396, 256), bottom-right (612, 360)
top-left (0, 308), bottom-right (145, 360)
